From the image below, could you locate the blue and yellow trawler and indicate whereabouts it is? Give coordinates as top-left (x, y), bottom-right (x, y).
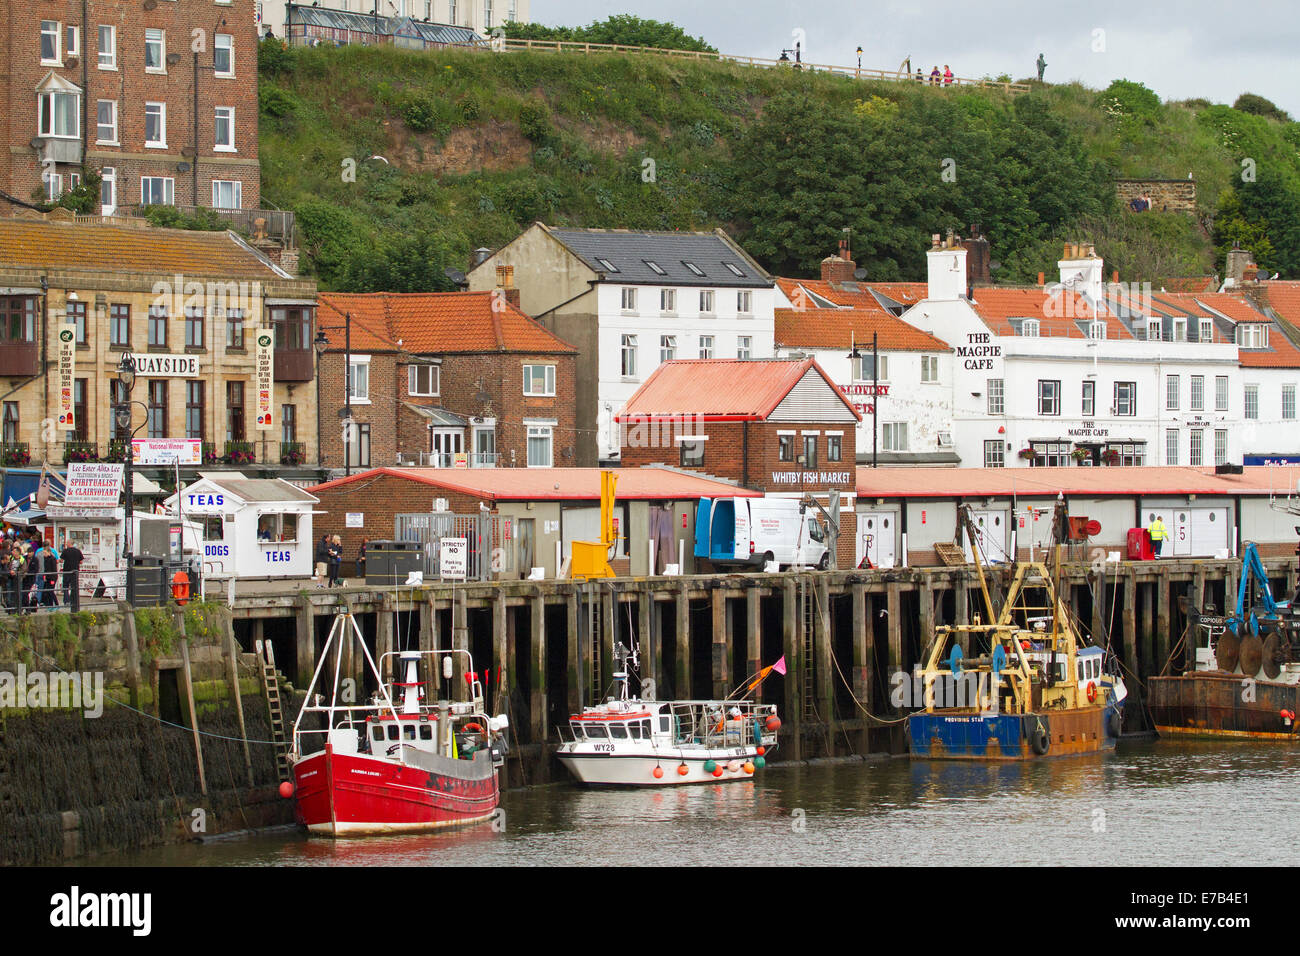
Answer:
top-left (907, 504), bottom-right (1127, 760)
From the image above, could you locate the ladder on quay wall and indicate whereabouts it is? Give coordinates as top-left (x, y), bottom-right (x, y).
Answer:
top-left (800, 579), bottom-right (816, 720)
top-left (587, 589), bottom-right (603, 705)
top-left (256, 639), bottom-right (291, 781)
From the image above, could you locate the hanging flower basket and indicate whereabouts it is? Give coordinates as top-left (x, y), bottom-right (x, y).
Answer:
top-left (1070, 447), bottom-right (1091, 462)
top-left (280, 448), bottom-right (306, 466)
top-left (1017, 447), bottom-right (1039, 461)
top-left (1102, 449), bottom-right (1121, 465)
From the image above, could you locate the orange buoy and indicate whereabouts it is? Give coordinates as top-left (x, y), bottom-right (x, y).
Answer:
top-left (653, 766), bottom-right (664, 779)
top-left (171, 570), bottom-right (190, 605)
top-left (712, 767), bottom-right (723, 777)
top-left (677, 764), bottom-right (689, 776)
top-left (278, 781), bottom-right (294, 799)
top-left (765, 716), bottom-right (781, 732)
top-left (743, 762), bottom-right (755, 774)
top-left (756, 746), bottom-right (766, 756)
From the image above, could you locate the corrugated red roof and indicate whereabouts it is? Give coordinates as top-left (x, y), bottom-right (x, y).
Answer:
top-left (774, 308), bottom-right (950, 351)
top-left (855, 465), bottom-right (1295, 498)
top-left (309, 466), bottom-right (760, 501)
top-left (617, 358), bottom-right (861, 422)
top-left (316, 292), bottom-right (576, 355)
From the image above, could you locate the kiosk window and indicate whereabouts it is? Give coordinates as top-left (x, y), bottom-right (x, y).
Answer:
top-left (199, 516), bottom-right (224, 540)
top-left (281, 513), bottom-right (298, 543)
top-left (257, 513), bottom-right (299, 543)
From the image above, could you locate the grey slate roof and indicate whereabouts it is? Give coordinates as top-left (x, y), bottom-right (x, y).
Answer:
top-left (546, 227), bottom-right (772, 288)
top-left (206, 477), bottom-right (319, 503)
top-left (288, 6), bottom-right (485, 46)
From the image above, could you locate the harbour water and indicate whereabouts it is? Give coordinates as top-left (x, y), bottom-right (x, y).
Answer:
top-left (82, 740), bottom-right (1300, 867)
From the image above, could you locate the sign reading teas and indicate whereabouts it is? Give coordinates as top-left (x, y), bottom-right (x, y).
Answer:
top-left (128, 353), bottom-right (200, 377)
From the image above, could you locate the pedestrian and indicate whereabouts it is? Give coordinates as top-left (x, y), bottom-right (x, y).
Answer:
top-left (357, 537), bottom-right (369, 580)
top-left (943, 64), bottom-right (953, 85)
top-left (61, 538), bottom-right (84, 611)
top-left (8, 545), bottom-right (26, 613)
top-left (1148, 515), bottom-right (1168, 558)
top-left (1036, 52), bottom-right (1047, 82)
top-left (314, 533), bottom-right (330, 588)
top-left (930, 65), bottom-right (941, 86)
top-left (328, 534), bottom-right (343, 587)
top-left (21, 541), bottom-right (38, 611)
top-left (915, 68), bottom-right (924, 83)
top-left (40, 539), bottom-right (60, 607)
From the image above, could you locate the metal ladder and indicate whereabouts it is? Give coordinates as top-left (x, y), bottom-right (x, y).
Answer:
top-left (800, 579), bottom-right (816, 720)
top-left (256, 639), bottom-right (291, 780)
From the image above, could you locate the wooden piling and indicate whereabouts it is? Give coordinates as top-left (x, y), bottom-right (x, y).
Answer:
top-left (781, 578), bottom-right (800, 762)
top-left (175, 608), bottom-right (206, 797)
top-left (851, 579), bottom-right (868, 751)
top-left (1123, 571), bottom-right (1139, 715)
top-left (711, 590), bottom-right (727, 699)
top-left (1155, 571), bottom-right (1171, 677)
top-left (745, 588), bottom-right (761, 694)
top-left (493, 590), bottom-right (507, 714)
top-left (675, 584), bottom-right (691, 701)
top-left (530, 592), bottom-right (546, 741)
top-left (638, 587), bottom-right (655, 689)
top-left (295, 594), bottom-right (314, 694)
top-left (565, 587), bottom-right (581, 715)
top-left (816, 575), bottom-right (832, 730)
top-left (222, 613), bottom-right (254, 788)
top-left (886, 581), bottom-right (902, 706)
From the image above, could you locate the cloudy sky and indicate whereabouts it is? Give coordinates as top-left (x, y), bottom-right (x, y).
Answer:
top-left (535, 0), bottom-right (1299, 115)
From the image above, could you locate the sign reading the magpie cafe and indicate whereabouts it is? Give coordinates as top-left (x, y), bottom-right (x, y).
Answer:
top-left (128, 353), bottom-right (200, 377)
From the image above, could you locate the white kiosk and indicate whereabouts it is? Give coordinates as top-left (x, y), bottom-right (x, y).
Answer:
top-left (165, 473), bottom-right (318, 581)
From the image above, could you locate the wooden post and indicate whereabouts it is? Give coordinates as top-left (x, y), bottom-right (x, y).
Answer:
top-left (1141, 577), bottom-right (1156, 679)
top-left (1123, 571), bottom-right (1139, 715)
top-left (295, 593), bottom-right (314, 694)
top-left (120, 601), bottom-right (142, 711)
top-left (1092, 569), bottom-right (1108, 651)
top-left (851, 580), bottom-right (868, 751)
top-left (566, 587), bottom-right (581, 716)
top-left (493, 589), bottom-right (508, 715)
top-left (954, 575), bottom-right (969, 654)
top-left (453, 588), bottom-right (468, 702)
top-left (175, 608), bottom-right (206, 797)
top-left (711, 589), bottom-right (727, 699)
top-left (600, 584), bottom-right (615, 698)
top-left (638, 586), bottom-right (655, 690)
top-left (420, 596), bottom-right (437, 704)
top-left (918, 577), bottom-right (935, 664)
top-left (1155, 569), bottom-right (1171, 677)
top-left (781, 578), bottom-right (800, 762)
top-left (223, 614), bottom-right (254, 788)
top-left (886, 581), bottom-right (902, 708)
top-left (376, 595), bottom-right (395, 685)
top-left (530, 592), bottom-right (546, 741)
top-left (745, 588), bottom-right (761, 694)
top-left (675, 584), bottom-right (691, 701)
top-left (1190, 565), bottom-right (1207, 671)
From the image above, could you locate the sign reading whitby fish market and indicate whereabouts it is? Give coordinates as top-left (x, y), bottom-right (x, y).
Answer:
top-left (127, 353), bottom-right (200, 377)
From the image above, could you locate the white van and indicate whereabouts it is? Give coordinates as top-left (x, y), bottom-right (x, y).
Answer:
top-left (695, 496), bottom-right (829, 570)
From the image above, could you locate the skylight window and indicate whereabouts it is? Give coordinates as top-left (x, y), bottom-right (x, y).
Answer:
top-left (595, 257), bottom-right (619, 273)
top-left (682, 261), bottom-right (705, 277)
top-left (723, 262), bottom-right (746, 277)
top-left (643, 260), bottom-right (667, 276)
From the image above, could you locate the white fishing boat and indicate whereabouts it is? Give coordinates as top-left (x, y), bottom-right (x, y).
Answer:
top-left (556, 643), bottom-right (781, 786)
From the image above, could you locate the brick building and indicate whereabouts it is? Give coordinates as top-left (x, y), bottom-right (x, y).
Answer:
top-left (0, 214), bottom-right (318, 471)
top-left (618, 357), bottom-right (861, 566)
top-left (0, 0), bottom-right (261, 215)
top-left (316, 290), bottom-right (577, 472)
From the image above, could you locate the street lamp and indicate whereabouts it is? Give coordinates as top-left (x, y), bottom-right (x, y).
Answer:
top-left (856, 46), bottom-right (863, 73)
top-left (314, 329), bottom-right (328, 469)
top-left (849, 332), bottom-right (879, 467)
top-left (114, 353), bottom-right (150, 599)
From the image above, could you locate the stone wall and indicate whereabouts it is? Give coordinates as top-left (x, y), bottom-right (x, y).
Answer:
top-left (1116, 179), bottom-right (1197, 213)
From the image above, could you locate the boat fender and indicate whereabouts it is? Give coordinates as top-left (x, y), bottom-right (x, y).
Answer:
top-left (463, 722), bottom-right (485, 735)
top-left (1106, 710), bottom-right (1122, 738)
top-left (1030, 719), bottom-right (1050, 755)
top-left (1086, 681), bottom-right (1097, 703)
top-left (753, 720), bottom-right (763, 745)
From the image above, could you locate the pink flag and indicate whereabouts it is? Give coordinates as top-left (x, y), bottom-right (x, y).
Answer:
top-left (772, 655), bottom-right (787, 676)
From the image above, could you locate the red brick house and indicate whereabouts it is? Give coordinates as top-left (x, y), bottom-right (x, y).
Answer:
top-left (316, 291), bottom-right (577, 472)
top-left (0, 0), bottom-right (261, 215)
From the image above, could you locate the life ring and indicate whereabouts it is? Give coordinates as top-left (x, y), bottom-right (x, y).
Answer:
top-left (1030, 720), bottom-right (1050, 755)
top-left (171, 570), bottom-right (190, 606)
top-left (462, 722), bottom-right (485, 735)
top-left (1086, 681), bottom-right (1097, 703)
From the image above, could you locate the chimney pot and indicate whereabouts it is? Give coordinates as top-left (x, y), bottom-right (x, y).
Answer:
top-left (1037, 271), bottom-right (1045, 286)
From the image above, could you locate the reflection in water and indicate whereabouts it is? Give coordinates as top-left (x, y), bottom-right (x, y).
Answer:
top-left (81, 741), bottom-right (1300, 867)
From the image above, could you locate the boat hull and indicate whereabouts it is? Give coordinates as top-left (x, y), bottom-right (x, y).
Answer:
top-left (557, 748), bottom-right (764, 787)
top-left (292, 745), bottom-right (499, 836)
top-left (1148, 672), bottom-right (1300, 741)
top-left (908, 707), bottom-right (1114, 760)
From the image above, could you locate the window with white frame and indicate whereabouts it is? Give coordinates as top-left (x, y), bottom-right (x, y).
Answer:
top-left (1031, 441), bottom-right (1072, 467)
top-left (1190, 375), bottom-right (1204, 411)
top-left (737, 335), bottom-right (751, 359)
top-left (214, 107), bottom-right (235, 151)
top-left (145, 29), bottom-right (165, 72)
top-left (97, 25), bottom-right (115, 69)
top-left (214, 34), bottom-right (234, 76)
top-left (145, 102), bottom-right (166, 147)
top-left (620, 287), bottom-right (637, 311)
top-left (140, 176), bottom-right (173, 206)
top-left (854, 353), bottom-right (887, 382)
top-left (408, 364), bottom-right (439, 397)
top-left (737, 290), bottom-right (752, 314)
top-left (1165, 428), bottom-right (1179, 466)
top-left (1215, 375), bottom-right (1229, 411)
top-left (1166, 374), bottom-right (1180, 411)
top-left (1038, 380), bottom-right (1061, 416)
top-left (1082, 380), bottom-right (1095, 417)
top-left (526, 424), bottom-right (553, 467)
top-left (984, 440), bottom-right (1005, 468)
top-left (1020, 318), bottom-right (1039, 337)
top-left (1189, 429), bottom-right (1204, 467)
top-left (212, 180), bottom-right (241, 210)
top-left (826, 433), bottom-right (842, 462)
top-left (882, 422), bottom-right (908, 452)
top-left (1087, 320), bottom-right (1106, 340)
top-left (660, 289), bottom-right (675, 313)
top-left (621, 334), bottom-right (637, 377)
top-left (1114, 381), bottom-right (1136, 416)
top-left (1172, 317), bottom-right (1187, 342)
top-left (1236, 323), bottom-right (1269, 348)
top-left (41, 21), bottom-right (60, 63)
top-left (987, 378), bottom-right (1004, 415)
top-left (522, 364), bottom-right (554, 396)
top-left (348, 356), bottom-right (370, 402)
top-left (1284, 384), bottom-right (1296, 420)
top-left (699, 289), bottom-right (715, 314)
top-left (698, 335), bottom-right (713, 359)
top-left (1147, 319), bottom-right (1161, 341)
top-left (66, 25), bottom-right (79, 58)
top-left (1214, 429), bottom-right (1227, 465)
top-left (1199, 318), bottom-right (1213, 342)
top-left (921, 355), bottom-right (939, 383)
top-left (679, 437), bottom-right (705, 468)
top-left (1244, 383), bottom-right (1258, 419)
top-left (38, 90), bottom-right (79, 138)
top-left (44, 173), bottom-right (62, 202)
top-left (659, 335), bottom-right (676, 363)
top-left (99, 167), bottom-right (116, 215)
top-left (96, 100), bottom-right (117, 143)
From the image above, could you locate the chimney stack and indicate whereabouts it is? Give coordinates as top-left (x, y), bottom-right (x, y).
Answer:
top-left (495, 263), bottom-right (520, 308)
top-left (820, 241), bottom-right (857, 284)
top-left (959, 227), bottom-right (990, 287)
top-left (1224, 246), bottom-right (1253, 287)
top-left (926, 230), bottom-right (967, 300)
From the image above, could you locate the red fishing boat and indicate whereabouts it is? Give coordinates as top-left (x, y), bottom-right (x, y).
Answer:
top-left (286, 609), bottom-right (509, 836)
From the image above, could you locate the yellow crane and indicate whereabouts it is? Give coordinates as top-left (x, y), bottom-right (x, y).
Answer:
top-left (570, 470), bottom-right (619, 580)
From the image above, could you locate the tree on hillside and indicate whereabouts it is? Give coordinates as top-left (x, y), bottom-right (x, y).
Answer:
top-left (1233, 93), bottom-right (1290, 123)
top-left (501, 15), bottom-right (716, 53)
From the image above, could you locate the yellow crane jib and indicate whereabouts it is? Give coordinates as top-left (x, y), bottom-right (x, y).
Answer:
top-left (570, 470), bottom-right (619, 580)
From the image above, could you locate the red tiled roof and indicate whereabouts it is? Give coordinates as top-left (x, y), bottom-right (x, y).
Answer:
top-left (774, 308), bottom-right (950, 351)
top-left (1157, 276), bottom-right (1218, 294)
top-left (617, 358), bottom-right (861, 422)
top-left (1201, 290), bottom-right (1300, 368)
top-left (967, 287), bottom-right (1133, 339)
top-left (309, 467), bottom-right (760, 501)
top-left (316, 292), bottom-right (577, 355)
top-left (777, 277), bottom-right (927, 313)
top-left (855, 466), bottom-right (1295, 499)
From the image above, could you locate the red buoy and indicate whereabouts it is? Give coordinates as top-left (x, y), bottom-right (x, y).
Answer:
top-left (712, 767), bottom-right (723, 777)
top-left (756, 746), bottom-right (766, 756)
top-left (653, 766), bottom-right (665, 779)
top-left (278, 781), bottom-right (294, 799)
top-left (677, 764), bottom-right (689, 776)
top-left (765, 716), bottom-right (781, 732)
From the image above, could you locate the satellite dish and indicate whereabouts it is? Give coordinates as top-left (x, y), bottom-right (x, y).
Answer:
top-left (166, 52), bottom-right (181, 66)
top-left (176, 162), bottom-right (190, 173)
top-left (853, 267), bottom-right (867, 280)
top-left (142, 0), bottom-right (157, 9)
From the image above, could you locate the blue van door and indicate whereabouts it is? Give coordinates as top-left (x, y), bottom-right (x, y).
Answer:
top-left (694, 498), bottom-right (712, 558)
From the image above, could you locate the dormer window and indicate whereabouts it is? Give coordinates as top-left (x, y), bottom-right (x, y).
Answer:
top-left (1236, 323), bottom-right (1269, 349)
top-left (643, 260), bottom-right (666, 276)
top-left (1020, 318), bottom-right (1039, 337)
top-left (1087, 321), bottom-right (1106, 340)
top-left (1147, 319), bottom-right (1161, 341)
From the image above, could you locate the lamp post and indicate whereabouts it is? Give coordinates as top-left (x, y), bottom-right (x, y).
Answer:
top-left (314, 328), bottom-right (328, 469)
top-left (114, 352), bottom-right (149, 601)
top-left (849, 333), bottom-right (879, 468)
top-left (344, 312), bottom-right (352, 477)
top-left (856, 46), bottom-right (863, 74)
